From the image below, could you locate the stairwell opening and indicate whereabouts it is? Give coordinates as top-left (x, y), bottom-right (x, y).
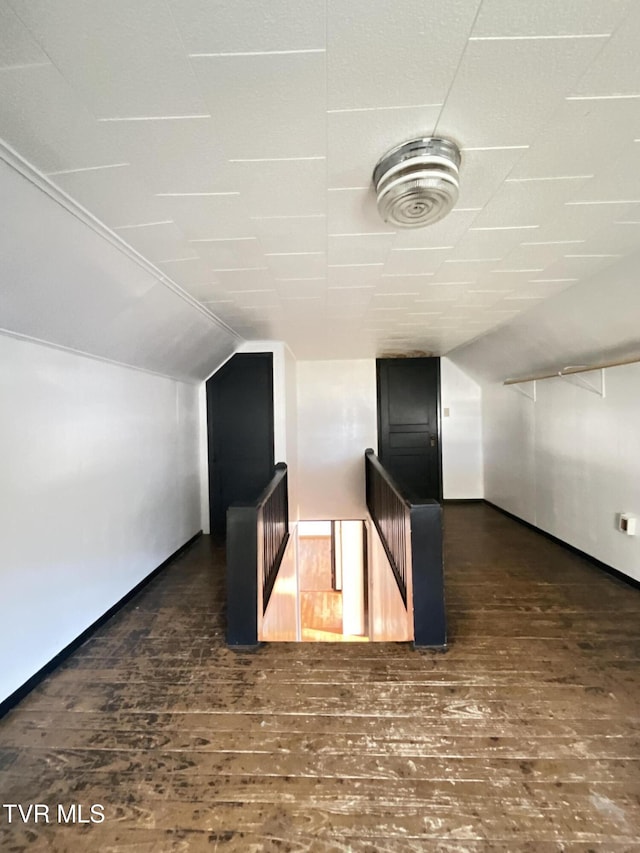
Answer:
top-left (298, 520), bottom-right (369, 642)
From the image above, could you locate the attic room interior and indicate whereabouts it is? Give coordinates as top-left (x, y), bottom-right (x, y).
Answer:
top-left (1, 0), bottom-right (640, 849)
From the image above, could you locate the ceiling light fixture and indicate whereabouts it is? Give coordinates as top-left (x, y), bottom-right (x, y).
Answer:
top-left (372, 137), bottom-right (461, 228)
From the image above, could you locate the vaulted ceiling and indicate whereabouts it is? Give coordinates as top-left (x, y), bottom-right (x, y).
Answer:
top-left (1, 0), bottom-right (639, 363)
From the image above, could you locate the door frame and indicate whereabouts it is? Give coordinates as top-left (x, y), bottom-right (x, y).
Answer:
top-left (206, 352), bottom-right (275, 538)
top-left (375, 356), bottom-right (443, 502)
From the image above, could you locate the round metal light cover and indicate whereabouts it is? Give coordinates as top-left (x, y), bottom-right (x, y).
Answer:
top-left (372, 137), bottom-right (461, 228)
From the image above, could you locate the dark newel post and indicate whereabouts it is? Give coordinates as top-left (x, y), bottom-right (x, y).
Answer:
top-left (226, 462), bottom-right (289, 648)
top-left (411, 501), bottom-right (446, 648)
top-left (226, 506), bottom-right (259, 647)
top-left (365, 448), bottom-right (446, 650)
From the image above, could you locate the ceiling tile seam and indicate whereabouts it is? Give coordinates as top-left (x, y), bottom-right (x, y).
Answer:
top-left (564, 254), bottom-right (621, 258)
top-left (115, 220), bottom-right (175, 230)
top-left (189, 236), bottom-right (257, 243)
top-left (164, 0), bottom-right (219, 121)
top-left (552, 173), bottom-right (605, 208)
top-left (246, 207), bottom-right (300, 280)
top-left (445, 258), bottom-right (503, 264)
top-left (156, 191), bottom-right (240, 197)
top-left (471, 32), bottom-right (618, 192)
top-left (0, 60), bottom-right (51, 72)
top-left (5, 5), bottom-right (213, 128)
top-left (469, 226), bottom-right (539, 231)
top-left (97, 114), bottom-right (212, 122)
top-left (566, 94), bottom-right (640, 101)
top-left (567, 200), bottom-right (640, 205)
top-left (431, 0), bottom-right (487, 138)
top-left (166, 0), bottom-right (263, 283)
top-left (327, 103), bottom-right (442, 114)
top-left (374, 292), bottom-right (420, 298)
top-left (375, 208), bottom-right (403, 279)
top-left (505, 175), bottom-right (594, 182)
top-left (230, 156), bottom-right (325, 162)
top-left (251, 214), bottom-right (326, 220)
top-left (0, 141), bottom-right (243, 342)
top-left (211, 267), bottom-right (269, 272)
top-left (461, 146), bottom-right (528, 152)
top-left (188, 48), bottom-right (326, 57)
top-left (2, 2), bottom-right (109, 130)
top-left (469, 34), bottom-right (610, 41)
top-left (393, 246), bottom-right (454, 252)
top-left (46, 163), bottom-right (131, 176)
top-left (328, 285), bottom-right (375, 291)
top-left (329, 232), bottom-right (395, 238)
top-left (522, 240), bottom-right (585, 246)
top-left (381, 272), bottom-right (435, 278)
top-left (500, 139), bottom-right (593, 193)
top-left (227, 289), bottom-right (275, 294)
top-left (563, 2), bottom-right (639, 100)
top-left (328, 263), bottom-right (383, 268)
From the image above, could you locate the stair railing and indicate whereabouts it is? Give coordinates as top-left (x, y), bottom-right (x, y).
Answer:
top-left (226, 463), bottom-right (289, 646)
top-left (365, 449), bottom-right (446, 648)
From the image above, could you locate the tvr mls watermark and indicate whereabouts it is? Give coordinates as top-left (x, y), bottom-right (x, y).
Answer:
top-left (2, 804), bottom-right (105, 824)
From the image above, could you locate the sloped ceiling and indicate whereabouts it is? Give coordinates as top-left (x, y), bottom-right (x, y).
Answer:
top-left (0, 148), bottom-right (240, 381)
top-left (448, 250), bottom-right (640, 383)
top-left (1, 0), bottom-right (639, 365)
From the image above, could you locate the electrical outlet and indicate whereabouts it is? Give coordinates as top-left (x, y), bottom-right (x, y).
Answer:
top-left (619, 514), bottom-right (637, 535)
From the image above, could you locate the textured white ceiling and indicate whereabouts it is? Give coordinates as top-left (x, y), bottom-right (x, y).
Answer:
top-left (1, 0), bottom-right (639, 360)
top-left (449, 250), bottom-right (640, 383)
top-left (0, 153), bottom-right (240, 381)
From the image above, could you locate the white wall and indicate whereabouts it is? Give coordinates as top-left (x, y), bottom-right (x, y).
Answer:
top-left (440, 357), bottom-right (483, 499)
top-left (295, 356), bottom-right (483, 517)
top-left (296, 359), bottom-right (377, 520)
top-left (482, 364), bottom-right (640, 582)
top-left (283, 345), bottom-right (299, 523)
top-left (0, 333), bottom-right (201, 703)
top-left (198, 351), bottom-right (484, 527)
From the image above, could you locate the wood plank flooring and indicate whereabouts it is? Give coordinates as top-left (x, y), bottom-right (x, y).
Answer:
top-left (1, 503), bottom-right (639, 851)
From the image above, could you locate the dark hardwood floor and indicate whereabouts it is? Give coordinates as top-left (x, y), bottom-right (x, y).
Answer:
top-left (1, 504), bottom-right (639, 851)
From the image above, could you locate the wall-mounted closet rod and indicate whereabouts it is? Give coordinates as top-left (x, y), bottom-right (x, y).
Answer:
top-left (504, 353), bottom-right (640, 386)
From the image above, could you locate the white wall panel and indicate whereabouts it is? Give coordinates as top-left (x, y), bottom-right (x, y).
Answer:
top-left (295, 356), bottom-right (483, 516)
top-left (0, 333), bottom-right (202, 703)
top-left (296, 359), bottom-right (377, 520)
top-left (482, 383), bottom-right (537, 524)
top-left (481, 367), bottom-right (640, 582)
top-left (284, 346), bottom-right (299, 523)
top-left (449, 250), bottom-right (640, 582)
top-left (440, 357), bottom-right (484, 499)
